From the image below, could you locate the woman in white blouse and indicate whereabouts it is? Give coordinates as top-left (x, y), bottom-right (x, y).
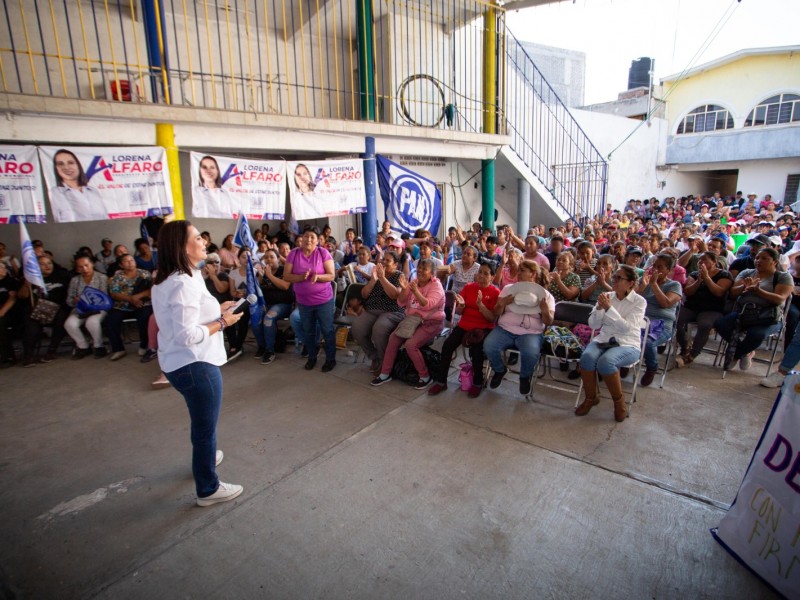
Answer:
top-left (151, 221), bottom-right (245, 507)
top-left (575, 264), bottom-right (646, 423)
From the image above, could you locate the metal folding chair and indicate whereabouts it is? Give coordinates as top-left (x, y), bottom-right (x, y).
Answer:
top-left (574, 317), bottom-right (651, 417)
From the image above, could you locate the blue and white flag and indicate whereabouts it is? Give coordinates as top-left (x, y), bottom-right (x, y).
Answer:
top-left (76, 286), bottom-right (113, 315)
top-left (377, 156), bottom-right (442, 237)
top-left (140, 220), bottom-right (151, 246)
top-left (233, 212), bottom-right (257, 255)
top-left (19, 221), bottom-right (46, 295)
top-left (245, 252), bottom-right (265, 330)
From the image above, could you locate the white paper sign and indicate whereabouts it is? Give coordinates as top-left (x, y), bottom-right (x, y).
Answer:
top-left (712, 374), bottom-right (800, 598)
top-left (287, 159), bottom-right (366, 221)
top-left (38, 146), bottom-right (173, 222)
top-left (0, 145), bottom-right (46, 224)
top-left (190, 152), bottom-right (286, 220)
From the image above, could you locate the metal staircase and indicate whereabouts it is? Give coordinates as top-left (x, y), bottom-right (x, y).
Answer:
top-left (502, 32), bottom-right (608, 222)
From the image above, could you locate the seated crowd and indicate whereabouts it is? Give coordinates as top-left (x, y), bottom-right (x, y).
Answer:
top-left (1, 189), bottom-right (798, 411)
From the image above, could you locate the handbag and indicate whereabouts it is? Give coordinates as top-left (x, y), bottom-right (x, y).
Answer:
top-left (459, 362), bottom-right (474, 391)
top-left (733, 272), bottom-right (781, 328)
top-left (736, 302), bottom-right (779, 328)
top-left (393, 314), bottom-right (423, 339)
top-left (29, 298), bottom-right (61, 324)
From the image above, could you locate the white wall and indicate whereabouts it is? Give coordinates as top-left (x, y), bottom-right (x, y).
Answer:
top-left (571, 109), bottom-right (665, 209)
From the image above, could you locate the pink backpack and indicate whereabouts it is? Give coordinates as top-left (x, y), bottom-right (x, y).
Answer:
top-left (459, 362), bottom-right (474, 391)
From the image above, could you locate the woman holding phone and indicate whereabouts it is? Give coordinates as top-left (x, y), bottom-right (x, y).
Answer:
top-left (151, 220), bottom-right (245, 507)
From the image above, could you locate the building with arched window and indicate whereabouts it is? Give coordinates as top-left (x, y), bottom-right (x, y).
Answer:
top-left (658, 45), bottom-right (800, 203)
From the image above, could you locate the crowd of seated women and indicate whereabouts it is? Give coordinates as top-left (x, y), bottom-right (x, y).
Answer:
top-left (2, 189), bottom-right (796, 412)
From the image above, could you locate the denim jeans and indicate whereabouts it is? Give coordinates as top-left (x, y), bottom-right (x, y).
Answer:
top-left (291, 307), bottom-right (319, 351)
top-left (255, 302), bottom-right (292, 352)
top-left (165, 361), bottom-right (222, 498)
top-left (298, 298), bottom-right (336, 362)
top-left (780, 318), bottom-right (800, 372)
top-left (643, 326), bottom-right (674, 372)
top-left (784, 303), bottom-right (800, 351)
top-left (484, 326), bottom-right (543, 379)
top-left (580, 340), bottom-right (640, 376)
top-left (714, 312), bottom-right (781, 361)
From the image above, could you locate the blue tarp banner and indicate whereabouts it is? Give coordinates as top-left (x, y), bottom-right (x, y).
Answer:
top-left (376, 156), bottom-right (442, 236)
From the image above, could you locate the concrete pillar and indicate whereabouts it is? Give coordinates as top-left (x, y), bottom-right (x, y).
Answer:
top-left (517, 178), bottom-right (530, 234)
top-left (361, 137), bottom-right (378, 246)
top-left (156, 124), bottom-right (184, 219)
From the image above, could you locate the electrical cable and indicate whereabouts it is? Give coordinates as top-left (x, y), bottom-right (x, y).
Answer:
top-left (607, 0), bottom-right (741, 160)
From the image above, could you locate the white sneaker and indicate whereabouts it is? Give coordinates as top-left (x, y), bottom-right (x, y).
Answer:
top-left (196, 481), bottom-right (243, 507)
top-left (215, 449), bottom-right (223, 466)
top-left (738, 352), bottom-right (754, 371)
top-left (760, 372), bottom-right (785, 388)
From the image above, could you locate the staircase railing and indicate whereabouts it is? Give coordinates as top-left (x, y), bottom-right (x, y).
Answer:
top-left (502, 32), bottom-right (607, 222)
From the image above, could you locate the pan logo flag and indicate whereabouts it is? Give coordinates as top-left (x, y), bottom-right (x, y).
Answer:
top-left (376, 156), bottom-right (441, 236)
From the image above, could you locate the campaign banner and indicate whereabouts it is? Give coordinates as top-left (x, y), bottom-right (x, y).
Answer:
top-left (287, 159), bottom-right (366, 221)
top-left (711, 375), bottom-right (800, 598)
top-left (38, 146), bottom-right (173, 223)
top-left (190, 152), bottom-right (286, 220)
top-left (376, 155), bottom-right (442, 236)
top-left (0, 146), bottom-right (46, 224)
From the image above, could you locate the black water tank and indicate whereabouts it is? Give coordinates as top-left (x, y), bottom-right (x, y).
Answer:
top-left (628, 57), bottom-right (653, 90)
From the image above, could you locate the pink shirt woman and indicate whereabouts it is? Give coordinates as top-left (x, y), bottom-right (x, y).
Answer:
top-left (373, 259), bottom-right (445, 388)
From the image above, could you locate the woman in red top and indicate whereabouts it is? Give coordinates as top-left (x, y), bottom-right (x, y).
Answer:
top-left (428, 263), bottom-right (500, 397)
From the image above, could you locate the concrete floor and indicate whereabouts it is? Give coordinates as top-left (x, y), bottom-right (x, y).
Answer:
top-left (0, 338), bottom-right (782, 599)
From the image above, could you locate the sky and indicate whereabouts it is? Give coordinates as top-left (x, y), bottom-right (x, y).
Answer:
top-left (506, 0), bottom-right (799, 105)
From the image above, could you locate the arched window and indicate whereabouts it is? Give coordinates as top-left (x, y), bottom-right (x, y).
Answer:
top-left (676, 105), bottom-right (734, 134)
top-left (744, 93), bottom-right (800, 127)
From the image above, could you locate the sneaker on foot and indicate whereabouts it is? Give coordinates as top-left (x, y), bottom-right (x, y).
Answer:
top-left (40, 352), bottom-right (56, 363)
top-left (226, 348), bottom-right (243, 362)
top-left (760, 372), bottom-right (785, 388)
top-left (137, 347), bottom-right (147, 357)
top-left (428, 382), bottom-right (447, 395)
top-left (489, 369), bottom-right (506, 389)
top-left (140, 349), bottom-right (158, 363)
top-left (215, 450), bottom-right (224, 466)
top-left (738, 352), bottom-right (754, 371)
top-left (196, 481), bottom-right (243, 507)
top-left (109, 351), bottom-right (127, 361)
top-left (260, 351), bottom-right (276, 365)
top-left (414, 377), bottom-right (431, 390)
top-left (22, 358), bottom-right (37, 368)
top-left (253, 347), bottom-right (266, 359)
top-left (371, 374), bottom-right (392, 386)
top-left (304, 358), bottom-right (317, 370)
top-left (519, 376), bottom-right (533, 396)
top-left (321, 360), bottom-right (336, 373)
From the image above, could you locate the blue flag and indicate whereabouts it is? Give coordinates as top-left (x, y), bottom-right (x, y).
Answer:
top-left (376, 155), bottom-right (442, 237)
top-left (245, 252), bottom-right (265, 330)
top-left (140, 220), bottom-right (151, 246)
top-left (234, 212), bottom-right (257, 255)
top-left (19, 221), bottom-right (46, 296)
